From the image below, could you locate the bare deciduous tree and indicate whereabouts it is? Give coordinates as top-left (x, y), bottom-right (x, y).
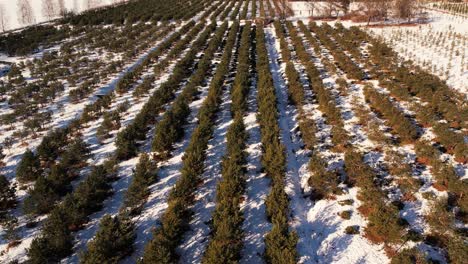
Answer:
top-left (361, 0), bottom-right (390, 25)
top-left (42, 0), bottom-right (56, 19)
top-left (17, 0), bottom-right (35, 25)
top-left (305, 0), bottom-right (317, 17)
top-left (395, 0), bottom-right (417, 22)
top-left (0, 4), bottom-right (8, 32)
top-left (58, 0), bottom-right (66, 16)
top-left (278, 0), bottom-right (293, 19)
top-left (87, 0), bottom-right (103, 9)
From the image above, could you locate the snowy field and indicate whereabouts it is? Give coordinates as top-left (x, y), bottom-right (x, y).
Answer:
top-left (0, 0), bottom-right (118, 32)
top-left (369, 9), bottom-right (468, 96)
top-left (0, 1), bottom-right (466, 264)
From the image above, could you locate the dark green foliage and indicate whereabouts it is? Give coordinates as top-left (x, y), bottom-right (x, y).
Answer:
top-left (255, 25), bottom-right (298, 263)
top-left (363, 84), bottom-right (418, 143)
top-left (344, 150), bottom-right (404, 244)
top-left (141, 22), bottom-right (239, 264)
top-left (116, 21), bottom-right (214, 161)
top-left (24, 171), bottom-right (63, 215)
top-left (0, 214), bottom-right (20, 243)
top-left (123, 153), bottom-right (158, 213)
top-left (308, 154), bottom-right (339, 200)
top-left (151, 98), bottom-right (190, 159)
top-left (27, 208), bottom-right (73, 263)
top-left (0, 175), bottom-right (16, 220)
top-left (203, 24), bottom-right (253, 262)
top-left (391, 248), bottom-right (428, 264)
top-left (0, 25), bottom-right (70, 56)
top-left (344, 226), bottom-right (359, 235)
top-left (36, 128), bottom-right (69, 162)
top-left (16, 149), bottom-right (42, 183)
top-left (80, 215), bottom-right (136, 264)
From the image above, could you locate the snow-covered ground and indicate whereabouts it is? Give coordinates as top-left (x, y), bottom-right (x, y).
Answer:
top-left (368, 9), bottom-right (468, 96)
top-left (265, 24), bottom-right (389, 263)
top-left (0, 0), bottom-right (118, 32)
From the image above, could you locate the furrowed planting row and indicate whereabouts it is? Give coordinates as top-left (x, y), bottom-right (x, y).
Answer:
top-left (329, 24), bottom-right (468, 262)
top-left (22, 14), bottom-right (223, 260)
top-left (140, 21), bottom-right (240, 263)
top-left (299, 21), bottom-right (426, 260)
top-left (274, 21), bottom-right (339, 202)
top-left (256, 25), bottom-right (298, 263)
top-left (79, 21), bottom-right (233, 264)
top-left (300, 22), bottom-right (463, 258)
top-left (202, 22), bottom-right (253, 263)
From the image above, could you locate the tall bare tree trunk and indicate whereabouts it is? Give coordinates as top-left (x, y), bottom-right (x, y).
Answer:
top-left (58, 0), bottom-right (66, 16)
top-left (42, 0), bottom-right (56, 19)
top-left (0, 4), bottom-right (8, 32)
top-left (17, 0), bottom-right (35, 25)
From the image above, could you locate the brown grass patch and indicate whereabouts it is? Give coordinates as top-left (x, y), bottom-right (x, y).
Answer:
top-left (364, 227), bottom-right (386, 244)
top-left (432, 182), bottom-right (448, 192)
top-left (358, 204), bottom-right (375, 217)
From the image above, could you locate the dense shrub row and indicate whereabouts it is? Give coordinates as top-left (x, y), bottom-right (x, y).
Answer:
top-left (152, 22), bottom-right (229, 159)
top-left (0, 0), bottom-right (207, 56)
top-left (66, 0), bottom-right (209, 26)
top-left (140, 21), bottom-right (239, 263)
top-left (23, 17), bottom-right (220, 263)
top-left (121, 153), bottom-right (158, 215)
top-left (328, 24), bottom-right (468, 261)
top-left (365, 32), bottom-right (467, 129)
top-left (14, 21), bottom-right (195, 186)
top-left (414, 140), bottom-right (467, 217)
top-left (344, 149), bottom-right (404, 244)
top-left (230, 0), bottom-right (245, 20)
top-left (118, 21), bottom-right (199, 95)
top-left (27, 160), bottom-right (117, 263)
top-left (259, 0), bottom-right (266, 17)
top-left (115, 21), bottom-right (216, 160)
top-left (296, 21), bottom-right (349, 150)
top-left (309, 22), bottom-right (365, 80)
top-left (330, 25), bottom-right (466, 163)
top-left (96, 101), bottom-right (130, 142)
top-left (274, 21), bottom-right (338, 200)
top-left (240, 0), bottom-right (251, 20)
top-left (0, 25), bottom-right (75, 56)
top-left (79, 214), bottom-right (136, 264)
top-left (256, 25), bottom-right (298, 264)
top-left (363, 85), bottom-right (419, 143)
top-left (12, 21), bottom-right (191, 186)
top-left (23, 138), bottom-right (91, 216)
top-left (203, 22), bottom-right (253, 262)
top-left (211, 0), bottom-right (233, 21)
top-left (123, 22), bottom-right (228, 215)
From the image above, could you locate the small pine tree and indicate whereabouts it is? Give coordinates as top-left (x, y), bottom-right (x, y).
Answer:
top-left (24, 175), bottom-right (60, 215)
top-left (27, 208), bottom-right (73, 263)
top-left (80, 214), bottom-right (135, 264)
top-left (1, 214), bottom-right (20, 243)
top-left (16, 149), bottom-right (42, 183)
top-left (123, 153), bottom-right (158, 211)
top-left (0, 175), bottom-right (17, 219)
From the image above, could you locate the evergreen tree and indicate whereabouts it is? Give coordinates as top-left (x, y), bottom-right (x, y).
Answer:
top-left (27, 208), bottom-right (73, 263)
top-left (24, 175), bottom-right (59, 215)
top-left (16, 149), bottom-right (41, 183)
top-left (123, 153), bottom-right (157, 212)
top-left (0, 214), bottom-right (20, 244)
top-left (0, 175), bottom-right (17, 220)
top-left (80, 214), bottom-right (135, 264)
top-left (61, 138), bottom-right (91, 177)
